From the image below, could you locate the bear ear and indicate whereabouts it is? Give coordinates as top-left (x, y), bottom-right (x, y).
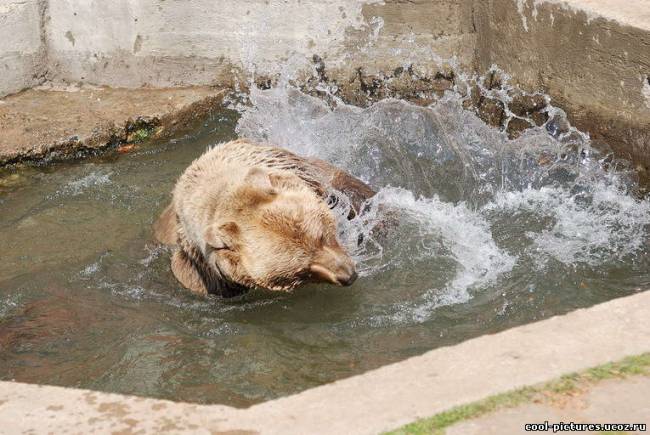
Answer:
top-left (242, 167), bottom-right (277, 205)
top-left (204, 222), bottom-right (240, 251)
top-left (244, 167), bottom-right (277, 196)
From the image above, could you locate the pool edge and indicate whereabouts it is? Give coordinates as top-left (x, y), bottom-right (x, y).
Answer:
top-left (2, 289), bottom-right (649, 434)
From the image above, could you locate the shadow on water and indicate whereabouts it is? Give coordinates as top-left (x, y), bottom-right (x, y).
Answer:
top-left (1, 84), bottom-right (649, 407)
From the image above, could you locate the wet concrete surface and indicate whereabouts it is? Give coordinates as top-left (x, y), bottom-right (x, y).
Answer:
top-left (0, 84), bottom-right (226, 165)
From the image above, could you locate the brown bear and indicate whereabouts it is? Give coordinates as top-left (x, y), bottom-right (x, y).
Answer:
top-left (154, 139), bottom-right (375, 297)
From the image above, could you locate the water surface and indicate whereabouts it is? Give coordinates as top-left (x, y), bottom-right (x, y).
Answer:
top-left (1, 87), bottom-right (649, 407)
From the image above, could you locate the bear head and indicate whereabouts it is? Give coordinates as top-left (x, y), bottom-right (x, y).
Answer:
top-left (202, 167), bottom-right (357, 291)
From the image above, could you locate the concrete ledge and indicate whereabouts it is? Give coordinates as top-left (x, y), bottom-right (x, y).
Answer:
top-left (535, 0), bottom-right (650, 31)
top-left (1, 290), bottom-right (649, 434)
top-left (0, 86), bottom-right (226, 165)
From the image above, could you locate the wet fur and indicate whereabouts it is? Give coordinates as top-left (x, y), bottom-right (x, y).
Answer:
top-left (154, 139), bottom-right (375, 297)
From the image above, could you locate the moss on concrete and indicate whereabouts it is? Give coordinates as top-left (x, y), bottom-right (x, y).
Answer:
top-left (386, 353), bottom-right (650, 435)
top-left (127, 126), bottom-right (155, 144)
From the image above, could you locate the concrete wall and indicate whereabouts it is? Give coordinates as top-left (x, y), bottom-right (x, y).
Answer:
top-left (1, 0), bottom-right (649, 171)
top-left (0, 0), bottom-right (47, 97)
top-left (44, 0), bottom-right (476, 88)
top-left (475, 0), bottom-right (650, 173)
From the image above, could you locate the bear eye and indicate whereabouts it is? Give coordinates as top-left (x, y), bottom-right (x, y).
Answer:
top-left (207, 241), bottom-right (231, 254)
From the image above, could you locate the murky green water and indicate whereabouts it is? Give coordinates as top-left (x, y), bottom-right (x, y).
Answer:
top-left (1, 90), bottom-right (649, 407)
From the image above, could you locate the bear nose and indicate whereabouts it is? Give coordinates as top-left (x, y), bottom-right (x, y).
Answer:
top-left (310, 247), bottom-right (358, 287)
top-left (338, 270), bottom-right (358, 286)
top-left (329, 250), bottom-right (357, 286)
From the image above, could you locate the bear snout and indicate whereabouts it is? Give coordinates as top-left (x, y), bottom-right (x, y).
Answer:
top-left (338, 269), bottom-right (358, 287)
top-left (310, 247), bottom-right (358, 287)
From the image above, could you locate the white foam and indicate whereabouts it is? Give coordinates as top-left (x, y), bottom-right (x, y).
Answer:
top-left (58, 171), bottom-right (113, 197)
top-left (80, 262), bottom-right (100, 277)
top-left (643, 75), bottom-right (650, 110)
top-left (487, 183), bottom-right (650, 266)
top-left (0, 295), bottom-right (20, 319)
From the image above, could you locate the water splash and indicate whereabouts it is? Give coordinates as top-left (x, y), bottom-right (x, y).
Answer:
top-left (343, 187), bottom-right (516, 296)
top-left (235, 69), bottom-right (650, 319)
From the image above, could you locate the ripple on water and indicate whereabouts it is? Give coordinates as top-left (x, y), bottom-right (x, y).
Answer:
top-left (54, 170), bottom-right (113, 197)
